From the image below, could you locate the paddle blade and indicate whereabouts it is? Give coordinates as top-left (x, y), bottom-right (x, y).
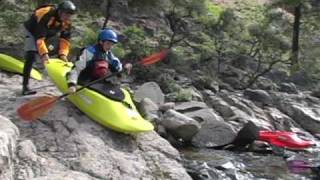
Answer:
top-left (17, 96), bottom-right (59, 121)
top-left (139, 49), bottom-right (169, 66)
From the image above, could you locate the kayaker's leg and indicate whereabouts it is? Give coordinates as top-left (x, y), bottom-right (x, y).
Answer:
top-left (22, 27), bottom-right (38, 96)
top-left (22, 51), bottom-right (37, 95)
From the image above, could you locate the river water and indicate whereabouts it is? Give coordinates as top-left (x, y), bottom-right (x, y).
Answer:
top-left (180, 147), bottom-right (320, 180)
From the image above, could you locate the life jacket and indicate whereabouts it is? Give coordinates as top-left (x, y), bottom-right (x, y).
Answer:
top-left (35, 4), bottom-right (57, 11)
top-left (77, 45), bottom-right (115, 84)
top-left (24, 4), bottom-right (72, 56)
top-left (92, 60), bottom-right (109, 78)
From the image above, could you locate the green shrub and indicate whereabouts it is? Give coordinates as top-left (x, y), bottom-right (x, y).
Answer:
top-left (72, 27), bottom-right (97, 49)
top-left (0, 10), bottom-right (24, 29)
top-left (112, 45), bottom-right (126, 59)
top-left (122, 25), bottom-right (153, 58)
top-left (175, 88), bottom-right (193, 102)
top-left (207, 2), bottom-right (224, 17)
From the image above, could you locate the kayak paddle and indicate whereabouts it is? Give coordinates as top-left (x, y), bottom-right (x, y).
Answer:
top-left (17, 49), bottom-right (169, 121)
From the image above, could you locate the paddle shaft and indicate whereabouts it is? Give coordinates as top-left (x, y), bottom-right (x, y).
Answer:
top-left (59, 71), bottom-right (122, 100)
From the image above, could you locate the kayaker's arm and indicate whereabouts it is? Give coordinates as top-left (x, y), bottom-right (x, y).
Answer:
top-left (107, 52), bottom-right (133, 75)
top-left (59, 23), bottom-right (72, 58)
top-left (107, 51), bottom-right (123, 72)
top-left (32, 7), bottom-right (52, 57)
top-left (67, 49), bottom-right (93, 86)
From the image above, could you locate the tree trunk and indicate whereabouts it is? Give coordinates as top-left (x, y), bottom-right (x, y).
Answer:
top-left (291, 3), bottom-right (301, 66)
top-left (102, 0), bottom-right (112, 29)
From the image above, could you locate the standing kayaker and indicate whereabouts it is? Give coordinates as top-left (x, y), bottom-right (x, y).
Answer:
top-left (22, 1), bottom-right (76, 95)
top-left (67, 29), bottom-right (132, 93)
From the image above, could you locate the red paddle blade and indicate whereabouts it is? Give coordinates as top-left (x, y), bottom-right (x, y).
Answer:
top-left (139, 49), bottom-right (169, 66)
top-left (17, 95), bottom-right (59, 121)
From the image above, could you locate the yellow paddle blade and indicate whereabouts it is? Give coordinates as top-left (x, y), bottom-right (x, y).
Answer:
top-left (17, 95), bottom-right (59, 121)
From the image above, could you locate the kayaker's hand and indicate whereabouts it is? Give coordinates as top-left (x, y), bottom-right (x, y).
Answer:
top-left (124, 63), bottom-right (132, 75)
top-left (59, 55), bottom-right (68, 62)
top-left (41, 54), bottom-right (49, 64)
top-left (68, 86), bottom-right (77, 94)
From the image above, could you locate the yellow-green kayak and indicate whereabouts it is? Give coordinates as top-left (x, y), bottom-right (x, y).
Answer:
top-left (0, 53), bottom-right (42, 80)
top-left (45, 58), bottom-right (154, 133)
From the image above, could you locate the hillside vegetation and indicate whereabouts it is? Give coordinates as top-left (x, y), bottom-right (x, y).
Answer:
top-left (0, 0), bottom-right (319, 90)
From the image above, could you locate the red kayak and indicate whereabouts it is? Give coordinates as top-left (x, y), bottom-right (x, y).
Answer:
top-left (258, 130), bottom-right (315, 150)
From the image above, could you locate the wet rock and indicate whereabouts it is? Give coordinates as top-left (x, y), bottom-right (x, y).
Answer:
top-left (192, 121), bottom-right (236, 148)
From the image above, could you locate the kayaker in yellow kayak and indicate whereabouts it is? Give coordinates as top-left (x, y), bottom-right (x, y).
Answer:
top-left (22, 1), bottom-right (76, 95)
top-left (67, 29), bottom-right (132, 93)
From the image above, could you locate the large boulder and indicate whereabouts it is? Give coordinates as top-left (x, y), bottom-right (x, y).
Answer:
top-left (191, 121), bottom-right (236, 148)
top-left (134, 82), bottom-right (165, 105)
top-left (0, 115), bottom-right (19, 180)
top-left (162, 110), bottom-right (201, 141)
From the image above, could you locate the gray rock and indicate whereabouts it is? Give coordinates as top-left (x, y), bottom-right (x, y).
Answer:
top-left (17, 140), bottom-right (37, 161)
top-left (159, 102), bottom-right (175, 112)
top-left (278, 103), bottom-right (320, 134)
top-left (134, 82), bottom-right (165, 105)
top-left (192, 121), bottom-right (236, 148)
top-left (192, 76), bottom-right (219, 93)
top-left (162, 109), bottom-right (201, 141)
top-left (175, 101), bottom-right (208, 112)
top-left (279, 83), bottom-right (299, 94)
top-left (0, 115), bottom-right (19, 180)
top-left (207, 96), bottom-right (234, 118)
top-left (183, 108), bottom-right (223, 123)
top-left (244, 89), bottom-right (273, 106)
top-left (31, 171), bottom-right (99, 180)
top-left (139, 97), bottom-right (160, 122)
top-left (191, 90), bottom-right (204, 102)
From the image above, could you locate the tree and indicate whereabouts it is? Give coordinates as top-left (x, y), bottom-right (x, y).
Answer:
top-left (163, 0), bottom-right (208, 48)
top-left (102, 0), bottom-right (113, 29)
top-left (270, 0), bottom-right (317, 67)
